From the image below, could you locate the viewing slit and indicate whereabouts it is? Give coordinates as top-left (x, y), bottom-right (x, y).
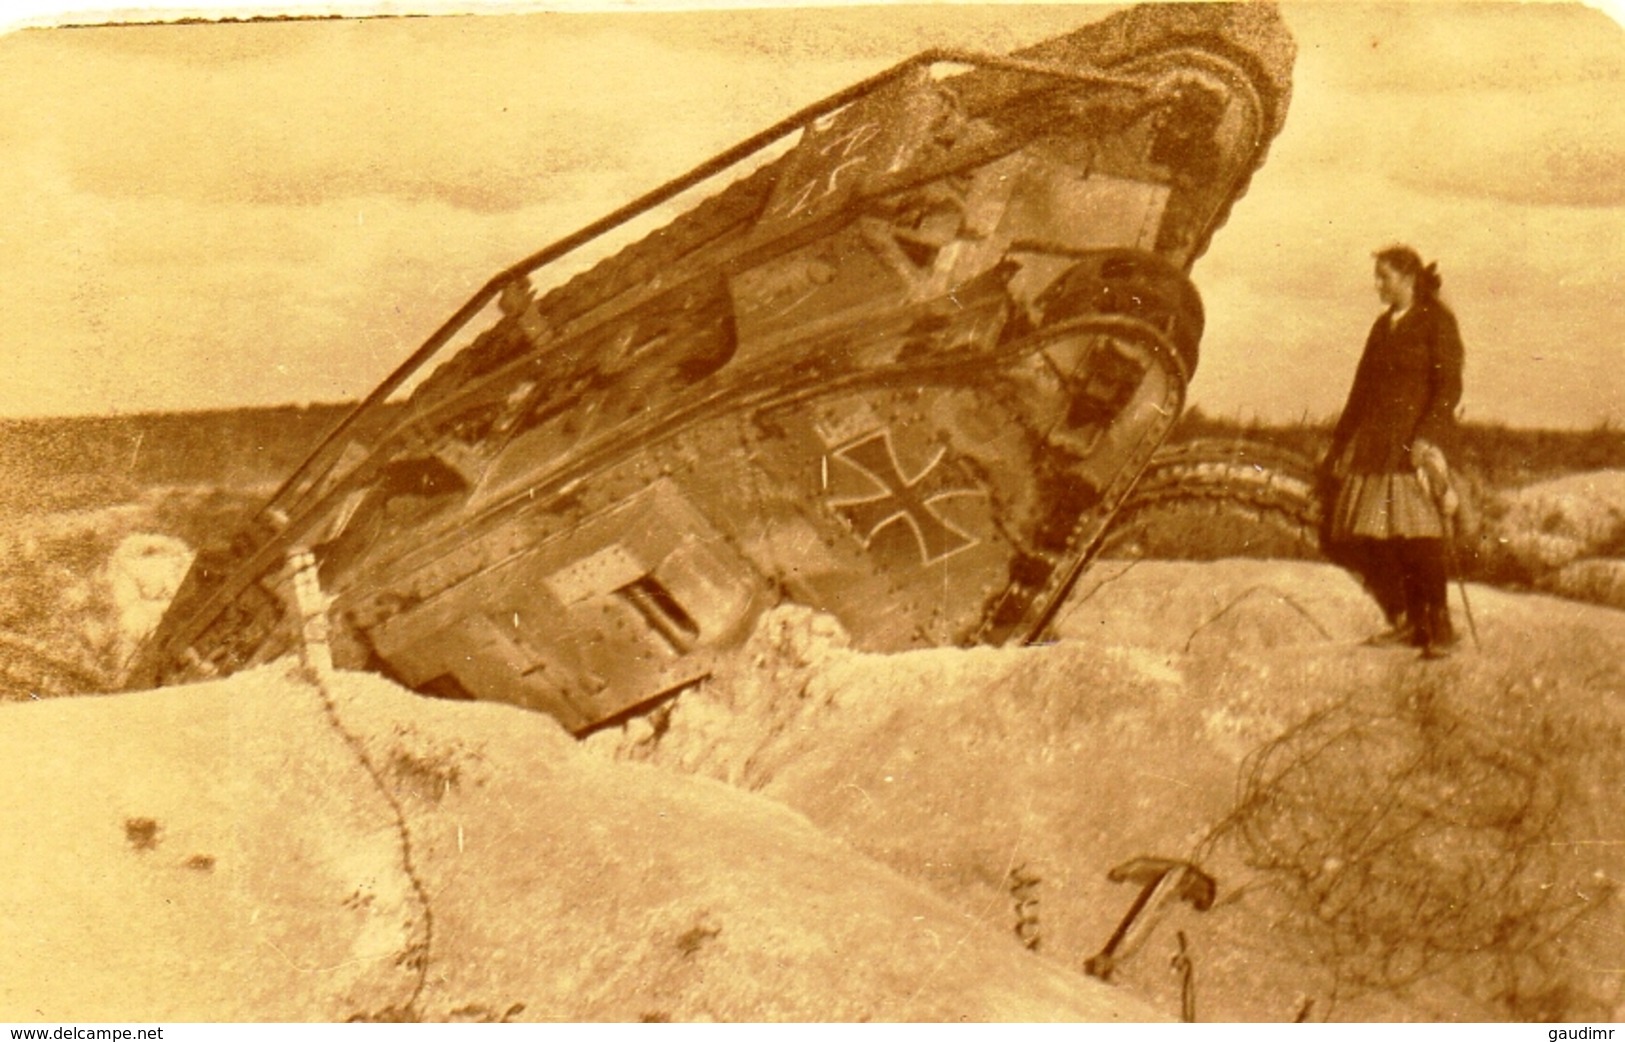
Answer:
top-left (616, 575), bottom-right (702, 655)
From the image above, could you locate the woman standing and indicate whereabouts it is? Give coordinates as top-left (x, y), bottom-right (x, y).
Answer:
top-left (1322, 245), bottom-right (1466, 658)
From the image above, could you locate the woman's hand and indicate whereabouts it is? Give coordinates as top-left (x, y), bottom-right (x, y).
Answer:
top-left (1411, 439), bottom-right (1447, 475)
top-left (1411, 439), bottom-right (1458, 518)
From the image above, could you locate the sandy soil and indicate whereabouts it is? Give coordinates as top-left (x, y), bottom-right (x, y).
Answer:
top-left (0, 662), bottom-right (1155, 1022)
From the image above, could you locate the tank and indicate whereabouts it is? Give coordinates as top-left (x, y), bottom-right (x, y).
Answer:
top-left (125, 2), bottom-right (1296, 734)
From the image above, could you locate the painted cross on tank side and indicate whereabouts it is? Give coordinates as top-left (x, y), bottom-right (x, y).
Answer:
top-left (828, 429), bottom-right (981, 565)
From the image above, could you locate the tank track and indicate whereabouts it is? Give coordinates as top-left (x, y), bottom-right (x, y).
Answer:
top-left (1096, 437), bottom-right (1326, 561)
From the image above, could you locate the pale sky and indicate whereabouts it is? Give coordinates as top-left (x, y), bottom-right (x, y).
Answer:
top-left (1, 2), bottom-right (1622, 428)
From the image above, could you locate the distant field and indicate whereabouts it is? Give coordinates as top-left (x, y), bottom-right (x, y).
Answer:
top-left (0, 402), bottom-right (407, 520)
top-left (1169, 407), bottom-right (1625, 489)
top-left (3, 402), bottom-right (1621, 519)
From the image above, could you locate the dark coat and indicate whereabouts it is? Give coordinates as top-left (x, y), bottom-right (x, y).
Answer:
top-left (1328, 298), bottom-right (1464, 476)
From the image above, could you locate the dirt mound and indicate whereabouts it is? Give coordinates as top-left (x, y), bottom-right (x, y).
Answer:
top-left (0, 662), bottom-right (1154, 1022)
top-left (588, 561), bottom-right (1625, 1022)
top-left (1499, 471), bottom-right (1625, 554)
top-left (0, 485), bottom-right (259, 697)
top-left (1051, 557), bottom-right (1383, 652)
top-left (1485, 470), bottom-right (1625, 608)
top-left (100, 533), bottom-right (194, 669)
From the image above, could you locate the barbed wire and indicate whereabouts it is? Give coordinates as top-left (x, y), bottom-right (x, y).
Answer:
top-left (1200, 675), bottom-right (1615, 1015)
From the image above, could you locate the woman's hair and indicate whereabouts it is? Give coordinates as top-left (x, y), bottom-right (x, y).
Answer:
top-left (1374, 244), bottom-right (1443, 300)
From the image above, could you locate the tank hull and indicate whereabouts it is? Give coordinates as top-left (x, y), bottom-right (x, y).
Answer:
top-left (127, 3), bottom-right (1295, 734)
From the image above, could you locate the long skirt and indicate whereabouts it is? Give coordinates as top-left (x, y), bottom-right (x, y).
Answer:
top-left (1327, 471), bottom-right (1445, 542)
top-left (1322, 470), bottom-right (1454, 645)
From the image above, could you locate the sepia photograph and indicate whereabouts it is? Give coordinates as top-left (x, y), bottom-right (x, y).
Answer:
top-left (1, 0), bottom-right (1623, 1024)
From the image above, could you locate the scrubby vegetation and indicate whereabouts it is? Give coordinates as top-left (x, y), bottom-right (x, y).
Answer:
top-left (0, 402), bottom-right (404, 519)
top-left (1171, 407), bottom-right (1625, 489)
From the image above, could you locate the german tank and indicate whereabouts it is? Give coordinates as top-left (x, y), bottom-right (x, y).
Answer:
top-left (126, 3), bottom-right (1296, 733)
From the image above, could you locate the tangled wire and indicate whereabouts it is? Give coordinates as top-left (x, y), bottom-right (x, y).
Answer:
top-left (1209, 676), bottom-right (1612, 1013)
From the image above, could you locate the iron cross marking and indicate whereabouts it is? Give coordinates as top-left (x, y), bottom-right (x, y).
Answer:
top-left (828, 430), bottom-right (981, 565)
